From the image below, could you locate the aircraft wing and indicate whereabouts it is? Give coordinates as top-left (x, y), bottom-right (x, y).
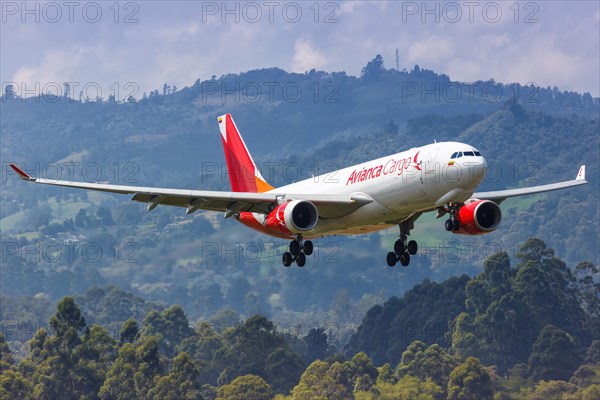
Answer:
top-left (9, 164), bottom-right (371, 218)
top-left (472, 165), bottom-right (587, 204)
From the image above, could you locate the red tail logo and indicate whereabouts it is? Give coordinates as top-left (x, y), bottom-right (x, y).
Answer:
top-left (218, 114), bottom-right (274, 193)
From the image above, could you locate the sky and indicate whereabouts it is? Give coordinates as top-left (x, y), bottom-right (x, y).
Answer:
top-left (1, 1), bottom-right (599, 100)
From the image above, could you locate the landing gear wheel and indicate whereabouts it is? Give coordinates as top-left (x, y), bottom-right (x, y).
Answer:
top-left (303, 240), bottom-right (313, 256)
top-left (453, 220), bottom-right (460, 231)
top-left (394, 239), bottom-right (405, 255)
top-left (282, 252), bottom-right (293, 267)
top-left (400, 252), bottom-right (410, 267)
top-left (289, 240), bottom-right (300, 256)
top-left (407, 240), bottom-right (418, 255)
top-left (387, 252), bottom-right (397, 267)
top-left (296, 253), bottom-right (306, 267)
top-left (445, 219), bottom-right (453, 231)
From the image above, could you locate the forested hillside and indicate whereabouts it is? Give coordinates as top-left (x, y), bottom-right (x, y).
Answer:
top-left (1, 240), bottom-right (599, 399)
top-left (1, 57), bottom-right (598, 398)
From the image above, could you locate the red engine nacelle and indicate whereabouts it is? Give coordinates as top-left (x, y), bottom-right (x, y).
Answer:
top-left (264, 200), bottom-right (319, 235)
top-left (454, 199), bottom-right (502, 235)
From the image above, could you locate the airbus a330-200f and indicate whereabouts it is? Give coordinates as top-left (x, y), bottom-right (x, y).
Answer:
top-left (10, 114), bottom-right (587, 267)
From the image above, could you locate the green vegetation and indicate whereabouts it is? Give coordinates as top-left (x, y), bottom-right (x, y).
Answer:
top-left (1, 240), bottom-right (598, 399)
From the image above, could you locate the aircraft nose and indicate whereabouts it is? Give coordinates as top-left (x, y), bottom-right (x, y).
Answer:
top-left (472, 157), bottom-right (487, 183)
top-left (459, 156), bottom-right (487, 187)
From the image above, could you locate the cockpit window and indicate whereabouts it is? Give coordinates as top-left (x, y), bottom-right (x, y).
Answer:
top-left (451, 150), bottom-right (481, 159)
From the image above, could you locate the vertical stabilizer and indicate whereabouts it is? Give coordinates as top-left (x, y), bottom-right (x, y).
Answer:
top-left (218, 114), bottom-right (275, 193)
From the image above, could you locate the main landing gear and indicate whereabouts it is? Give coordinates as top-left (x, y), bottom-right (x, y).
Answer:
top-left (282, 235), bottom-right (313, 267)
top-left (387, 236), bottom-right (418, 267)
top-left (444, 203), bottom-right (461, 232)
top-left (387, 217), bottom-right (419, 267)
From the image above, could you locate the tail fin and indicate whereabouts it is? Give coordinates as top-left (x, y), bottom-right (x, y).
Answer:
top-left (218, 114), bottom-right (275, 193)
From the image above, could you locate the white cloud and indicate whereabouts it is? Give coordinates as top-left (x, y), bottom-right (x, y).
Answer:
top-left (2, 1), bottom-right (597, 97)
top-left (407, 36), bottom-right (454, 65)
top-left (11, 46), bottom-right (103, 91)
top-left (291, 39), bottom-right (328, 73)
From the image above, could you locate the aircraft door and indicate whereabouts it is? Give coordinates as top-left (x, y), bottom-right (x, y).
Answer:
top-left (420, 148), bottom-right (440, 198)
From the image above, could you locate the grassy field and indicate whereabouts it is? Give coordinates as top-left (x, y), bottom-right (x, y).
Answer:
top-left (1, 192), bottom-right (114, 233)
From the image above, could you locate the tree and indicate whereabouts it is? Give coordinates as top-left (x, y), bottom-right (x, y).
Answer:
top-left (96, 206), bottom-right (115, 226)
top-left (177, 322), bottom-right (225, 385)
top-left (147, 352), bottom-right (203, 400)
top-left (74, 208), bottom-right (89, 228)
top-left (516, 238), bottom-right (555, 264)
top-left (526, 380), bottom-right (579, 400)
top-left (217, 375), bottom-right (273, 400)
top-left (447, 357), bottom-right (493, 400)
top-left (210, 308), bottom-right (240, 332)
top-left (355, 375), bottom-right (442, 400)
top-left (99, 343), bottom-right (138, 400)
top-left (0, 370), bottom-right (34, 400)
top-left (528, 324), bottom-right (582, 381)
top-left (303, 328), bottom-right (330, 363)
top-left (265, 347), bottom-right (305, 393)
top-left (120, 318), bottom-right (139, 344)
top-left (582, 385), bottom-right (600, 400)
top-left (100, 335), bottom-right (166, 399)
top-left (290, 360), bottom-right (350, 400)
top-left (450, 242), bottom-right (589, 372)
top-left (134, 335), bottom-right (165, 396)
top-left (396, 341), bottom-right (458, 390)
top-left (347, 276), bottom-right (469, 365)
top-left (585, 340), bottom-right (600, 364)
top-left (140, 305), bottom-right (195, 356)
top-left (325, 352), bottom-right (379, 394)
top-left (570, 363), bottom-right (600, 388)
top-left (361, 54), bottom-right (385, 78)
top-left (574, 261), bottom-right (600, 335)
top-left (49, 296), bottom-right (86, 336)
top-left (24, 299), bottom-right (117, 400)
top-left (0, 333), bottom-right (14, 372)
top-left (218, 315), bottom-right (301, 388)
top-left (24, 298), bottom-right (105, 400)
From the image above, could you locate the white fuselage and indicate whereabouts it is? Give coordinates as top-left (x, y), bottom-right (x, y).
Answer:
top-left (266, 142), bottom-right (487, 237)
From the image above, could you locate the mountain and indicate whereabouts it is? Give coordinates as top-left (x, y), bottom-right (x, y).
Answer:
top-left (1, 57), bottom-right (598, 337)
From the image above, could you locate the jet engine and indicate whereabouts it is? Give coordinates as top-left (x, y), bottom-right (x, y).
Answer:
top-left (454, 199), bottom-right (502, 235)
top-left (265, 200), bottom-right (319, 234)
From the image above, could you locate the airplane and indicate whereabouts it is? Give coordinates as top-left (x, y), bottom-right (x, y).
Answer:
top-left (10, 113), bottom-right (588, 267)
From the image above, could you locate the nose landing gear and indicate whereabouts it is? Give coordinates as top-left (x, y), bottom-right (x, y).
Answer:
top-left (282, 235), bottom-right (313, 267)
top-left (444, 203), bottom-right (461, 232)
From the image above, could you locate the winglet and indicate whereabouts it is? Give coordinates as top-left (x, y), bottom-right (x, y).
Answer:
top-left (9, 164), bottom-right (34, 181)
top-left (576, 165), bottom-right (586, 181)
